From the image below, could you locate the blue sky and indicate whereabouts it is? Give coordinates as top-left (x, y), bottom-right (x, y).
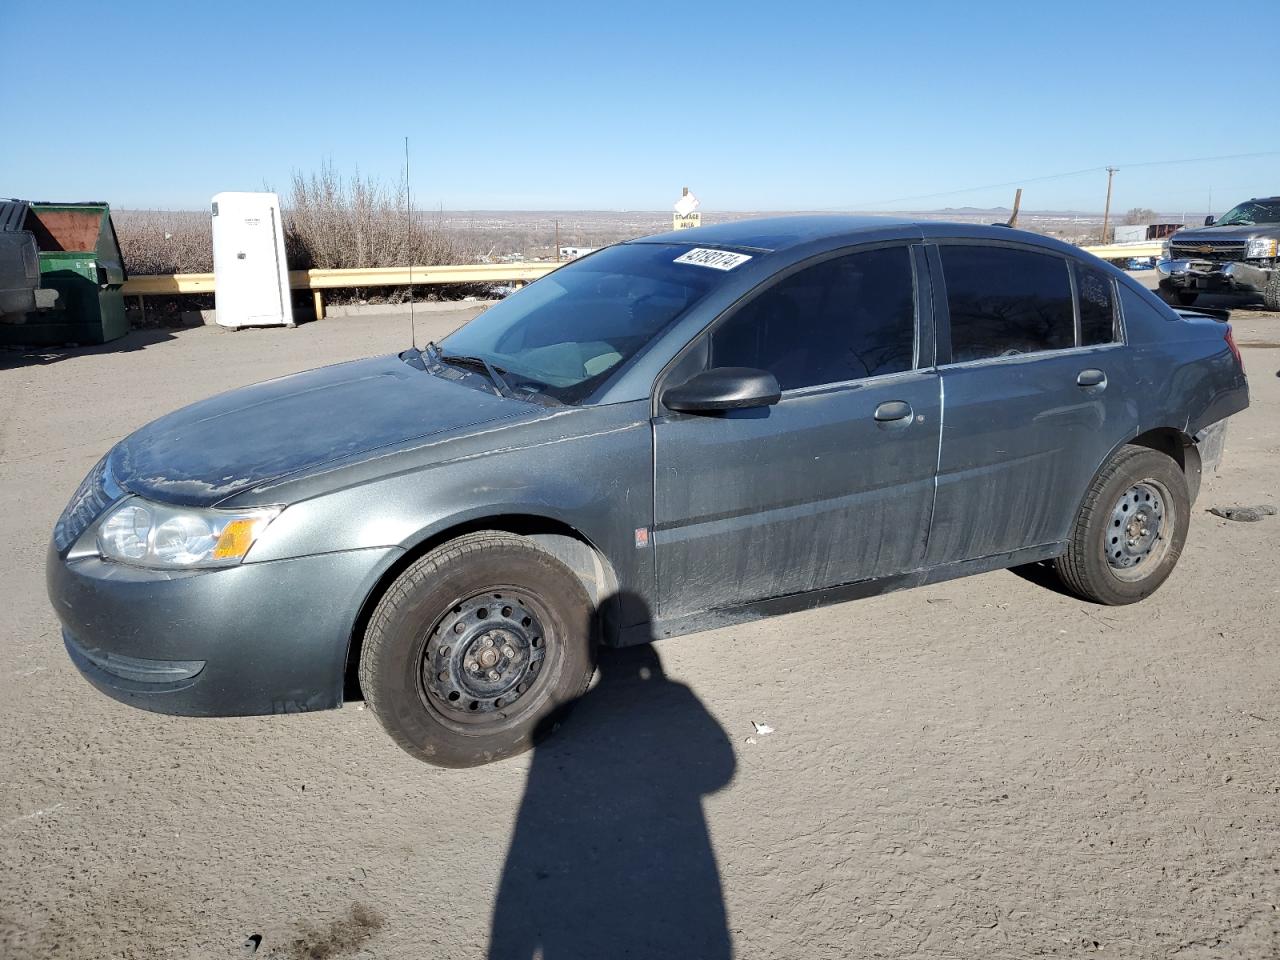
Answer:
top-left (4, 0), bottom-right (1278, 213)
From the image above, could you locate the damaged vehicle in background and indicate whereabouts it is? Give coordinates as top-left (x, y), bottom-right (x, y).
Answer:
top-left (1157, 197), bottom-right (1280, 310)
top-left (47, 217), bottom-right (1249, 767)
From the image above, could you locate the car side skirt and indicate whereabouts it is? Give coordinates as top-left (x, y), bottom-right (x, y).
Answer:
top-left (616, 541), bottom-right (1065, 646)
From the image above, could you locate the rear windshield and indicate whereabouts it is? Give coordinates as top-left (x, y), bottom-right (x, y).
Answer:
top-left (440, 243), bottom-right (733, 403)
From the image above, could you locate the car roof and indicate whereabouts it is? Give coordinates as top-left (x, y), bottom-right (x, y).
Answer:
top-left (627, 214), bottom-right (1076, 254)
top-left (629, 215), bottom-right (920, 252)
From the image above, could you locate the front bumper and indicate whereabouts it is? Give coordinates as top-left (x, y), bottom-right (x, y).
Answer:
top-left (1156, 258), bottom-right (1274, 293)
top-left (47, 543), bottom-right (402, 717)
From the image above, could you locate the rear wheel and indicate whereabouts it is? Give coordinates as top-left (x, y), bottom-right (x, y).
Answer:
top-left (1053, 446), bottom-right (1190, 605)
top-left (358, 531), bottom-right (597, 767)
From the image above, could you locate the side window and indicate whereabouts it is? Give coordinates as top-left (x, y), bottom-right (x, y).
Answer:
top-left (710, 246), bottom-right (915, 390)
top-left (1075, 262), bottom-right (1118, 345)
top-left (940, 245), bottom-right (1075, 362)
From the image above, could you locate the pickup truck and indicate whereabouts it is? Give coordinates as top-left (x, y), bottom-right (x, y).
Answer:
top-left (1156, 197), bottom-right (1280, 310)
top-left (0, 200), bottom-right (55, 323)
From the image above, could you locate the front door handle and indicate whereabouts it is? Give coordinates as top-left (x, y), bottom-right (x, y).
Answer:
top-left (874, 400), bottom-right (913, 422)
top-left (1076, 368), bottom-right (1107, 389)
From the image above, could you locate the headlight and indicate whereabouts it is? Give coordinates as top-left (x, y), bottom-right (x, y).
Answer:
top-left (96, 498), bottom-right (281, 568)
top-left (1246, 237), bottom-right (1279, 259)
top-left (1161, 239), bottom-right (1170, 260)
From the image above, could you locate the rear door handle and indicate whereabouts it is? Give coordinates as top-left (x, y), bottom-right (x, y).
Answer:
top-left (874, 400), bottom-right (913, 422)
top-left (1076, 368), bottom-right (1107, 388)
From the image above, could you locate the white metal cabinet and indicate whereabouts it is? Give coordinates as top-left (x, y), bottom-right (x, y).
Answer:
top-left (211, 191), bottom-right (294, 329)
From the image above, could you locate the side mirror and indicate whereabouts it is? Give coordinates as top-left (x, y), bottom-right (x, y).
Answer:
top-left (662, 367), bottom-right (781, 413)
top-left (1204, 215), bottom-right (1216, 226)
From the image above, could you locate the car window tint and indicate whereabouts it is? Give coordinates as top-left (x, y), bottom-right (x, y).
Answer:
top-left (710, 246), bottom-right (915, 390)
top-left (1118, 282), bottom-right (1173, 328)
top-left (1075, 262), bottom-right (1117, 345)
top-left (941, 245), bottom-right (1075, 361)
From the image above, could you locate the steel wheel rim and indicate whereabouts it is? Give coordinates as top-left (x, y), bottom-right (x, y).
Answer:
top-left (417, 587), bottom-right (558, 728)
top-left (1105, 479), bottom-right (1172, 581)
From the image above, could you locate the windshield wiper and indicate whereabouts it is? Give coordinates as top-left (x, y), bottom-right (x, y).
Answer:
top-left (436, 351), bottom-right (513, 398)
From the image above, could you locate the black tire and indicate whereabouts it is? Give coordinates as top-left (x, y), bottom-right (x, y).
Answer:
top-left (1053, 445), bottom-right (1190, 605)
top-left (358, 531), bottom-right (597, 767)
top-left (1264, 271), bottom-right (1280, 312)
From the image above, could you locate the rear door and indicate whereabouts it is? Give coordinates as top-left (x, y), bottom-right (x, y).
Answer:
top-left (925, 242), bottom-right (1134, 564)
top-left (652, 244), bottom-right (941, 620)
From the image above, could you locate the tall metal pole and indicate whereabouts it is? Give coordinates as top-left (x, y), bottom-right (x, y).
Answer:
top-left (1006, 188), bottom-right (1023, 228)
top-left (554, 219), bottom-right (560, 261)
top-left (1101, 166), bottom-right (1118, 243)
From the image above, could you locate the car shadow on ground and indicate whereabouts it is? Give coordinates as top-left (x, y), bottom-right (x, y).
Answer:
top-left (488, 613), bottom-right (737, 960)
top-left (1007, 558), bottom-right (1080, 598)
top-left (0, 328), bottom-right (179, 369)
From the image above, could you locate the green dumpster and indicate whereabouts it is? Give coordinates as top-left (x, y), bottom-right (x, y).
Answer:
top-left (0, 202), bottom-right (129, 346)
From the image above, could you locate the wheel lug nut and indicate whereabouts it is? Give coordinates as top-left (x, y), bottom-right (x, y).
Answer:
top-left (465, 660), bottom-right (477, 672)
top-left (502, 646), bottom-right (515, 659)
top-left (481, 636), bottom-right (493, 648)
top-left (487, 669), bottom-right (499, 681)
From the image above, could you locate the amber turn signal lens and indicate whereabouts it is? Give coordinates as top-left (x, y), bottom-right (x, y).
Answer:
top-left (212, 517), bottom-right (262, 560)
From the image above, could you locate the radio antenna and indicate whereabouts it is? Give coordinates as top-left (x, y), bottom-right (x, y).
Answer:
top-left (405, 135), bottom-right (417, 350)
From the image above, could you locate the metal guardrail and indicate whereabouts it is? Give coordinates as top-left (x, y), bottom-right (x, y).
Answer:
top-left (120, 243), bottom-right (1164, 319)
top-left (120, 262), bottom-right (561, 319)
top-left (1080, 242), bottom-right (1165, 259)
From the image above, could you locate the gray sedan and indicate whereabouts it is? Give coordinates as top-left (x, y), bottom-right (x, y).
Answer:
top-left (47, 217), bottom-right (1249, 766)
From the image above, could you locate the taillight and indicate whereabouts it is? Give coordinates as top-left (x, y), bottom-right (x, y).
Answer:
top-left (1224, 325), bottom-right (1244, 372)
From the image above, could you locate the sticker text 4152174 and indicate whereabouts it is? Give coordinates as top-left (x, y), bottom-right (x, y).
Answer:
top-left (673, 248), bottom-right (753, 271)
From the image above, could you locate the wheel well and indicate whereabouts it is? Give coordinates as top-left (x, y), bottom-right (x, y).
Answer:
top-left (342, 516), bottom-right (617, 701)
top-left (1128, 427), bottom-right (1203, 502)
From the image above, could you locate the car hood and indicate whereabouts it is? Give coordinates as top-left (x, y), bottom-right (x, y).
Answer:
top-left (112, 354), bottom-right (529, 506)
top-left (1172, 224), bottom-right (1277, 241)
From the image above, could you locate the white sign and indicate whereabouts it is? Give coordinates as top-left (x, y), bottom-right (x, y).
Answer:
top-left (672, 212), bottom-right (702, 230)
top-left (674, 191), bottom-right (700, 217)
top-left (673, 248), bottom-right (753, 271)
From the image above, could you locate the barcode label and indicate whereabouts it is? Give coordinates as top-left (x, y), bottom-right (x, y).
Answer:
top-left (673, 248), bottom-right (753, 270)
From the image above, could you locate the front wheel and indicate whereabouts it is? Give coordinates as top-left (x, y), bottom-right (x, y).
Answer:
top-left (1264, 270), bottom-right (1280, 312)
top-left (358, 531), bottom-right (597, 767)
top-left (1052, 446), bottom-right (1190, 605)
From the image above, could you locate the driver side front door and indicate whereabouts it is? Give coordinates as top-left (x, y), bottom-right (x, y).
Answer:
top-left (651, 244), bottom-right (941, 622)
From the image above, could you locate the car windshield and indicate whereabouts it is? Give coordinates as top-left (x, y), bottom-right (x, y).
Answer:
top-left (1214, 200), bottom-right (1280, 227)
top-left (438, 243), bottom-right (734, 404)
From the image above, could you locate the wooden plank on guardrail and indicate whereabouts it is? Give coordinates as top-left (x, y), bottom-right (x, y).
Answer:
top-left (121, 262), bottom-right (562, 296)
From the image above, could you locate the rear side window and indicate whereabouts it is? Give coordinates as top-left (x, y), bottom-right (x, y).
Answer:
top-left (1075, 262), bottom-right (1117, 345)
top-left (710, 246), bottom-right (915, 390)
top-left (1118, 282), bottom-right (1172, 329)
top-left (940, 245), bottom-right (1075, 362)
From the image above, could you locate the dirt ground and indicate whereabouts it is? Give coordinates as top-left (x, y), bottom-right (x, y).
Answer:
top-left (1, 289), bottom-right (1278, 960)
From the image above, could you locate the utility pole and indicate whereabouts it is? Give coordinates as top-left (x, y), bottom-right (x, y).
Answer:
top-left (1101, 166), bottom-right (1118, 244)
top-left (1006, 188), bottom-right (1023, 228)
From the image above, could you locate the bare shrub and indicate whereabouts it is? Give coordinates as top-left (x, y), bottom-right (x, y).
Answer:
top-left (283, 163), bottom-right (460, 302)
top-left (114, 210), bottom-right (213, 275)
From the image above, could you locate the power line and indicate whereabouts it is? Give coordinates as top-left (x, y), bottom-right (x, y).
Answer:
top-left (851, 149), bottom-right (1280, 209)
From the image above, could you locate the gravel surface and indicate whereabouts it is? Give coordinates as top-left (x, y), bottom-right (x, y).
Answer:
top-left (2, 294), bottom-right (1278, 960)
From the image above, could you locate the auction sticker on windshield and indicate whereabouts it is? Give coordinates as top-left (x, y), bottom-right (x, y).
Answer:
top-left (673, 248), bottom-right (753, 270)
